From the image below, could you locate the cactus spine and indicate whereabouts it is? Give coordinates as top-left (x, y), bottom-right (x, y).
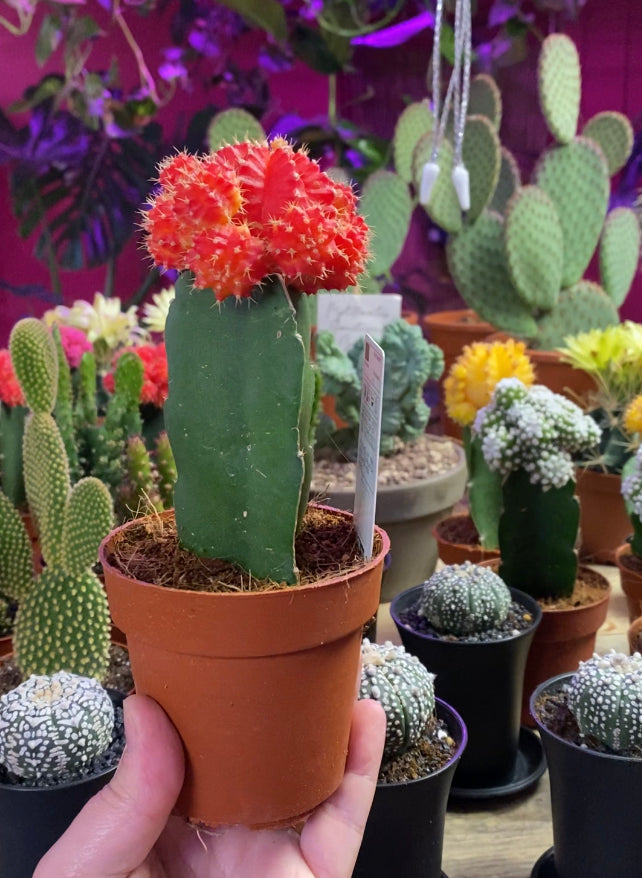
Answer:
top-left (2, 319), bottom-right (113, 680)
top-left (419, 561), bottom-right (512, 635)
top-left (0, 672), bottom-right (114, 782)
top-left (359, 639), bottom-right (435, 760)
top-left (567, 651), bottom-right (642, 752)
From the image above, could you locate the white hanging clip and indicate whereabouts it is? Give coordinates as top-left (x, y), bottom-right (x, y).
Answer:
top-left (420, 160), bottom-right (440, 206)
top-left (452, 163), bottom-right (470, 211)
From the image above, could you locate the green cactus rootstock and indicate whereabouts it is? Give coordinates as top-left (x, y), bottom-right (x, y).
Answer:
top-left (498, 470), bottom-right (579, 599)
top-left (538, 33), bottom-right (581, 145)
top-left (164, 273), bottom-right (314, 584)
top-left (568, 652), bottom-right (642, 752)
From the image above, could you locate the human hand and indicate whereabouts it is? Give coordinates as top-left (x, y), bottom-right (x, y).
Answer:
top-left (35, 692), bottom-right (386, 878)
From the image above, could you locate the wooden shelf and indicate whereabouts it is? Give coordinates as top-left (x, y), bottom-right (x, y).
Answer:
top-left (376, 564), bottom-right (628, 878)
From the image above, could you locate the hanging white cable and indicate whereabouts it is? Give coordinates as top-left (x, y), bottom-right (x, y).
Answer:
top-left (451, 0), bottom-right (472, 210)
top-left (419, 0), bottom-right (444, 205)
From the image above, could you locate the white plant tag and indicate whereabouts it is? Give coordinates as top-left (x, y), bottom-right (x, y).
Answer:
top-left (354, 335), bottom-right (385, 559)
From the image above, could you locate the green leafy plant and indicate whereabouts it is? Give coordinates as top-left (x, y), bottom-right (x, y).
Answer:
top-left (473, 378), bottom-right (600, 598)
top-left (315, 318), bottom-right (444, 460)
top-left (0, 318), bottom-right (114, 680)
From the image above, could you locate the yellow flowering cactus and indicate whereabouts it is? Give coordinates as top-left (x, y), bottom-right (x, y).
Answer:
top-left (444, 340), bottom-right (536, 550)
top-left (558, 322), bottom-right (642, 473)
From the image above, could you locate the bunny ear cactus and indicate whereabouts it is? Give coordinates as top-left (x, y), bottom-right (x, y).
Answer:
top-left (3, 318), bottom-right (113, 680)
top-left (473, 379), bottom-right (601, 599)
top-left (421, 33), bottom-right (638, 350)
top-left (359, 639), bottom-right (435, 761)
top-left (567, 651), bottom-right (642, 752)
top-left (143, 139), bottom-right (369, 584)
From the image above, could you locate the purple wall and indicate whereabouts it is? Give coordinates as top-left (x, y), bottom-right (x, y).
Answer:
top-left (1, 0), bottom-right (640, 344)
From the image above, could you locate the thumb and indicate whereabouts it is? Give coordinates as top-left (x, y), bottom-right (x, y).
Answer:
top-left (34, 694), bottom-right (185, 878)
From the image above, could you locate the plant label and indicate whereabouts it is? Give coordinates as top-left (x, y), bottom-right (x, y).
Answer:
top-left (354, 335), bottom-right (384, 559)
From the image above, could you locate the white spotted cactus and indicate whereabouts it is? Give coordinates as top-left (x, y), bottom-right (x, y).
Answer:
top-left (359, 640), bottom-right (435, 760)
top-left (567, 651), bottom-right (642, 752)
top-left (418, 561), bottom-right (511, 636)
top-left (0, 672), bottom-right (114, 782)
top-left (0, 319), bottom-right (113, 680)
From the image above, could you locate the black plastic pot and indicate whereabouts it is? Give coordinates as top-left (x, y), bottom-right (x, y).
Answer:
top-left (353, 698), bottom-right (467, 878)
top-left (0, 691), bottom-right (123, 878)
top-left (530, 673), bottom-right (642, 878)
top-left (391, 585), bottom-right (542, 792)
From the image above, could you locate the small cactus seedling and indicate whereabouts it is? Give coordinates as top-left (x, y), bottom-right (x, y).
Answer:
top-left (418, 562), bottom-right (511, 636)
top-left (567, 651), bottom-right (642, 752)
top-left (0, 671), bottom-right (114, 782)
top-left (359, 639), bottom-right (435, 760)
top-left (0, 319), bottom-right (114, 680)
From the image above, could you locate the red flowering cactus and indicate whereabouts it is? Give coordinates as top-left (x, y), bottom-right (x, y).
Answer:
top-left (104, 344), bottom-right (168, 409)
top-left (140, 137), bottom-right (371, 583)
top-left (142, 137), bottom-right (369, 299)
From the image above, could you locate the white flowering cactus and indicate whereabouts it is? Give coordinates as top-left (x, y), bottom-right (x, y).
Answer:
top-left (621, 445), bottom-right (642, 558)
top-left (474, 379), bottom-right (600, 599)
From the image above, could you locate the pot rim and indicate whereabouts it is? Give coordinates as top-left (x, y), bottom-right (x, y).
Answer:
top-left (390, 583), bottom-right (542, 647)
top-left (529, 672), bottom-right (642, 764)
top-left (375, 696), bottom-right (468, 789)
top-left (99, 502), bottom-right (390, 599)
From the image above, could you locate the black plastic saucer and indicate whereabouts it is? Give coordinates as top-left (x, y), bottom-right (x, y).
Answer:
top-left (449, 726), bottom-right (546, 801)
top-left (531, 847), bottom-right (557, 877)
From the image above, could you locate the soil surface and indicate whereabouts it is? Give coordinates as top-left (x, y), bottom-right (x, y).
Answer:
top-left (435, 514), bottom-right (483, 547)
top-left (311, 433), bottom-right (461, 492)
top-left (378, 716), bottom-right (458, 784)
top-left (106, 505), bottom-right (382, 593)
top-left (534, 685), bottom-right (642, 760)
top-left (397, 598), bottom-right (535, 643)
top-left (620, 551), bottom-right (642, 574)
top-left (482, 561), bottom-right (610, 611)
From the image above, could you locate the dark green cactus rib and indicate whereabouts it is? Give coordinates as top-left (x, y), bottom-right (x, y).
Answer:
top-left (0, 401), bottom-right (26, 508)
top-left (165, 273), bottom-right (310, 583)
top-left (498, 470), bottom-right (579, 599)
top-left (0, 490), bottom-right (32, 602)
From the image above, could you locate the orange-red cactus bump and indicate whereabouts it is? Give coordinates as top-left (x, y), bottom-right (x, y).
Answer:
top-left (142, 138), bottom-right (370, 300)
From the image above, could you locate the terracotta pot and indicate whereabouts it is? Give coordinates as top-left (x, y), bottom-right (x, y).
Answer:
top-left (100, 507), bottom-right (389, 829)
top-left (432, 513), bottom-right (500, 566)
top-left (423, 309), bottom-right (494, 439)
top-left (615, 543), bottom-right (642, 623)
top-left (575, 468), bottom-right (631, 564)
top-left (526, 349), bottom-right (597, 405)
top-left (317, 439), bottom-right (467, 603)
top-left (480, 560), bottom-right (611, 727)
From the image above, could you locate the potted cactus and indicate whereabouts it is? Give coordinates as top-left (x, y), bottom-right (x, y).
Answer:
top-left (531, 652), bottom-right (642, 878)
top-left (353, 640), bottom-right (467, 878)
top-left (473, 378), bottom-right (612, 724)
top-left (559, 323), bottom-right (642, 562)
top-left (391, 562), bottom-right (543, 797)
top-left (0, 671), bottom-right (125, 878)
top-left (99, 137), bottom-right (390, 830)
top-left (434, 338), bottom-right (535, 565)
top-left (313, 319), bottom-right (466, 602)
